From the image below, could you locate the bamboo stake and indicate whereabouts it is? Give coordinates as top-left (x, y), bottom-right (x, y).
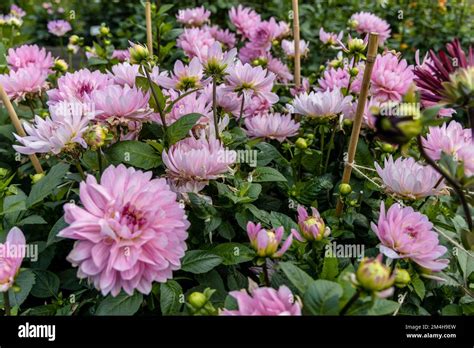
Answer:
top-left (145, 1), bottom-right (153, 57)
top-left (292, 0), bottom-right (301, 88)
top-left (335, 33), bottom-right (379, 217)
top-left (0, 85), bottom-right (44, 174)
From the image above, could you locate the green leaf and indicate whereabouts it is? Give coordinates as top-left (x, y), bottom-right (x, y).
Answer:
top-left (96, 291), bottom-right (143, 316)
top-left (27, 163), bottom-right (69, 208)
top-left (320, 256), bottom-right (339, 281)
top-left (1, 194), bottom-right (26, 216)
top-left (105, 140), bottom-right (161, 169)
top-left (269, 211), bottom-right (298, 233)
top-left (211, 243), bottom-right (255, 265)
top-left (181, 250), bottom-right (222, 274)
top-left (16, 215), bottom-right (47, 226)
top-left (303, 280), bottom-right (343, 315)
top-left (279, 262), bottom-right (313, 294)
top-left (0, 269), bottom-right (35, 307)
top-left (368, 299), bottom-right (399, 315)
top-left (252, 167), bottom-right (287, 182)
top-left (47, 216), bottom-right (67, 246)
top-left (167, 113), bottom-right (203, 145)
top-left (87, 57), bottom-right (109, 66)
top-left (31, 270), bottom-right (60, 298)
top-left (160, 280), bottom-right (183, 315)
top-left (411, 276), bottom-right (426, 300)
top-left (255, 142), bottom-right (289, 167)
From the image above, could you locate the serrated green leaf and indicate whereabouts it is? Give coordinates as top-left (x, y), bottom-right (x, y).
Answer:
top-left (181, 250), bottom-right (222, 274)
top-left (96, 291), bottom-right (143, 316)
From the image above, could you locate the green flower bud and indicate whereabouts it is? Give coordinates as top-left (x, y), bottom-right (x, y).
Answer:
top-left (129, 43), bottom-right (150, 65)
top-left (441, 67), bottom-right (474, 108)
top-left (394, 268), bottom-right (411, 288)
top-left (69, 34), bottom-right (80, 45)
top-left (104, 39), bottom-right (111, 46)
top-left (381, 143), bottom-right (396, 153)
top-left (343, 118), bottom-right (353, 127)
top-left (339, 183), bottom-right (352, 195)
top-left (188, 292), bottom-right (207, 309)
top-left (99, 25), bottom-right (110, 36)
top-left (85, 125), bottom-right (108, 150)
top-left (30, 173), bottom-right (45, 184)
top-left (306, 134), bottom-right (315, 140)
top-left (356, 256), bottom-right (394, 292)
top-left (295, 137), bottom-right (308, 149)
top-left (348, 38), bottom-right (367, 53)
top-left (53, 58), bottom-right (68, 73)
top-left (349, 67), bottom-right (359, 77)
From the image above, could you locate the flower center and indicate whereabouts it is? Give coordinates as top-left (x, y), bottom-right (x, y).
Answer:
top-left (120, 203), bottom-right (147, 232)
top-left (404, 226), bottom-right (418, 240)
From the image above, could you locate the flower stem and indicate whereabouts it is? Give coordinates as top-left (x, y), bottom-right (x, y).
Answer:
top-left (323, 120), bottom-right (338, 173)
top-left (417, 135), bottom-right (473, 233)
top-left (212, 77), bottom-right (220, 141)
top-left (75, 162), bottom-right (86, 180)
top-left (27, 99), bottom-right (36, 117)
top-left (97, 147), bottom-right (103, 176)
top-left (238, 93), bottom-right (245, 127)
top-left (339, 289), bottom-right (361, 316)
top-left (262, 260), bottom-right (270, 287)
top-left (3, 291), bottom-right (11, 316)
top-left (143, 66), bottom-right (168, 142)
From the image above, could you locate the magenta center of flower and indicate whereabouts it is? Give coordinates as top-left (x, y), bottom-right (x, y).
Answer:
top-left (404, 226), bottom-right (418, 240)
top-left (78, 83), bottom-right (94, 97)
top-left (120, 202), bottom-right (147, 232)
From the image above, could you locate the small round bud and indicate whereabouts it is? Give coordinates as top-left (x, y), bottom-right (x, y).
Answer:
top-left (85, 125), bottom-right (108, 150)
top-left (306, 134), bottom-right (315, 140)
top-left (356, 256), bottom-right (394, 292)
top-left (349, 67), bottom-right (359, 77)
top-left (381, 143), bottom-right (396, 153)
top-left (343, 118), bottom-right (353, 127)
top-left (53, 58), bottom-right (68, 73)
top-left (104, 39), bottom-right (111, 45)
top-left (129, 43), bottom-right (150, 65)
top-left (30, 173), bottom-right (45, 184)
top-left (394, 268), bottom-right (411, 288)
top-left (188, 292), bottom-right (207, 309)
top-left (69, 34), bottom-right (80, 45)
top-left (99, 26), bottom-right (110, 36)
top-left (295, 138), bottom-right (308, 150)
top-left (339, 183), bottom-right (352, 196)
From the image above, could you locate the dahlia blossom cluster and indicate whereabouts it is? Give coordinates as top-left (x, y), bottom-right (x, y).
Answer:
top-left (246, 222), bottom-right (293, 258)
top-left (319, 28), bottom-right (343, 46)
top-left (155, 57), bottom-right (209, 91)
top-left (59, 164), bottom-right (190, 296)
top-left (0, 227), bottom-right (26, 292)
top-left (220, 285), bottom-right (302, 315)
top-left (7, 44), bottom-right (54, 73)
top-left (292, 206), bottom-right (330, 242)
top-left (290, 89), bottom-right (352, 119)
top-left (0, 66), bottom-right (49, 102)
top-left (244, 113), bottom-right (299, 142)
top-left (47, 19), bottom-right (72, 37)
top-left (375, 156), bottom-right (445, 199)
top-left (176, 6), bottom-right (210, 27)
top-left (372, 202), bottom-right (449, 272)
top-left (350, 12), bottom-right (391, 45)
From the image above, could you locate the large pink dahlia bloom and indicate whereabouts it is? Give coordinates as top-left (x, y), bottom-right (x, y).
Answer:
top-left (47, 19), bottom-right (72, 37)
top-left (244, 113), bottom-right (299, 142)
top-left (421, 121), bottom-right (471, 161)
top-left (375, 156), bottom-right (445, 199)
top-left (176, 6), bottom-right (210, 27)
top-left (371, 202), bottom-right (449, 272)
top-left (0, 66), bottom-right (48, 102)
top-left (58, 164), bottom-right (190, 296)
top-left (7, 44), bottom-right (54, 74)
top-left (350, 12), bottom-right (391, 45)
top-left (0, 227), bottom-right (26, 292)
top-left (228, 5), bottom-right (261, 39)
top-left (290, 89), bottom-right (352, 119)
top-left (371, 53), bottom-right (414, 102)
top-left (220, 285), bottom-right (301, 316)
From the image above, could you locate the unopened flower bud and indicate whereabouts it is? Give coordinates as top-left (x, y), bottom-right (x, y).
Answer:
top-left (30, 173), bottom-right (45, 184)
top-left (53, 58), bottom-right (68, 73)
top-left (99, 25), bottom-right (110, 36)
top-left (339, 183), bottom-right (352, 195)
top-left (356, 256), bottom-right (394, 292)
top-left (348, 38), bottom-right (366, 53)
top-left (188, 292), bottom-right (207, 308)
top-left (129, 43), bottom-right (150, 65)
top-left (349, 67), bottom-right (359, 77)
top-left (295, 137), bottom-right (308, 149)
top-left (381, 143), bottom-right (396, 153)
top-left (441, 67), bottom-right (474, 108)
top-left (85, 125), bottom-right (108, 150)
top-left (69, 34), bottom-right (80, 45)
top-left (394, 268), bottom-right (411, 288)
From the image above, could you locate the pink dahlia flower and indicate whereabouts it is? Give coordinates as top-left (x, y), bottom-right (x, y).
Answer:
top-left (342, 97), bottom-right (380, 129)
top-left (207, 26), bottom-right (236, 48)
top-left (155, 57), bottom-right (209, 91)
top-left (156, 90), bottom-right (211, 126)
top-left (176, 6), bottom-right (210, 27)
top-left (10, 4), bottom-right (26, 18)
top-left (371, 53), bottom-right (414, 102)
top-left (198, 42), bottom-right (237, 75)
top-left (7, 44), bottom-right (54, 74)
top-left (457, 145), bottom-right (474, 177)
top-left (0, 227), bottom-right (26, 292)
top-left (318, 67), bottom-right (350, 92)
top-left (0, 66), bottom-right (48, 102)
top-left (421, 121), bottom-right (471, 161)
top-left (238, 42), bottom-right (267, 64)
top-left (291, 89), bottom-right (352, 119)
top-left (215, 86), bottom-right (241, 116)
top-left (47, 19), bottom-right (72, 37)
top-left (229, 5), bottom-right (261, 39)
top-left (108, 62), bottom-right (140, 87)
top-left (13, 101), bottom-right (92, 155)
top-left (290, 78), bottom-right (310, 97)
top-left (350, 12), bottom-right (391, 45)
top-left (177, 27), bottom-right (216, 60)
top-left (220, 285), bottom-right (301, 316)
top-left (244, 95), bottom-right (275, 118)
top-left (111, 49), bottom-right (130, 62)
top-left (248, 18), bottom-right (286, 49)
top-left (224, 61), bottom-right (279, 104)
top-left (247, 222), bottom-right (293, 258)
top-left (371, 202), bottom-right (449, 272)
top-left (281, 39), bottom-right (309, 58)
top-left (59, 165), bottom-right (189, 296)
top-left (47, 69), bottom-right (114, 105)
top-left (292, 205), bottom-right (330, 242)
top-left (162, 135), bottom-right (234, 193)
top-left (267, 57), bottom-right (293, 83)
top-left (319, 28), bottom-right (343, 46)
top-left (244, 113), bottom-right (299, 142)
top-left (375, 156), bottom-right (445, 199)
top-left (92, 84), bottom-right (151, 122)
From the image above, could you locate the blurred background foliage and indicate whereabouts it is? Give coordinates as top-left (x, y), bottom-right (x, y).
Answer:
top-left (1, 0), bottom-right (473, 73)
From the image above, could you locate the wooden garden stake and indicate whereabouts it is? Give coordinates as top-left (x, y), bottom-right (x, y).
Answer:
top-left (145, 1), bottom-right (153, 56)
top-left (292, 0), bottom-right (301, 88)
top-left (0, 84), bottom-right (44, 174)
top-left (335, 33), bottom-right (379, 217)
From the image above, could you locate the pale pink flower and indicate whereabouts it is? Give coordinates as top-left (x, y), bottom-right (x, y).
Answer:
top-left (7, 44), bottom-right (54, 73)
top-left (198, 42), bottom-right (237, 75)
top-left (215, 86), bottom-right (241, 116)
top-left (281, 39), bottom-right (309, 58)
top-left (457, 145), bottom-right (474, 177)
top-left (0, 66), bottom-right (48, 102)
top-left (248, 18), bottom-right (286, 49)
top-left (350, 12), bottom-right (391, 45)
top-left (47, 69), bottom-right (114, 105)
top-left (292, 205), bottom-right (330, 242)
top-left (207, 26), bottom-right (236, 48)
top-left (176, 6), bottom-right (210, 27)
top-left (290, 78), bottom-right (310, 97)
top-left (245, 113), bottom-right (299, 142)
top-left (47, 19), bottom-right (72, 36)
top-left (267, 57), bottom-right (293, 83)
top-left (291, 89), bottom-right (352, 118)
top-left (155, 90), bottom-right (211, 126)
top-left (244, 95), bottom-right (275, 118)
top-left (162, 135), bottom-right (234, 193)
top-left (372, 202), bottom-right (449, 272)
top-left (229, 5), bottom-right (261, 39)
top-left (375, 156), bottom-right (445, 199)
top-left (155, 57), bottom-right (209, 91)
top-left (58, 164), bottom-right (189, 296)
top-left (10, 4), bottom-right (26, 18)
top-left (111, 49), bottom-right (130, 62)
top-left (421, 121), bottom-right (471, 161)
top-left (224, 61), bottom-right (279, 104)
top-left (246, 222), bottom-right (293, 258)
top-left (220, 285), bottom-right (301, 316)
top-left (92, 84), bottom-right (151, 122)
top-left (177, 27), bottom-right (216, 60)
top-left (238, 42), bottom-right (267, 64)
top-left (319, 28), bottom-right (343, 46)
top-left (14, 101), bottom-right (92, 155)
top-left (0, 227), bottom-right (25, 292)
top-left (108, 62), bottom-right (140, 87)
top-left (318, 67), bottom-right (350, 92)
top-left (371, 53), bottom-right (414, 102)
top-left (342, 97), bottom-right (380, 129)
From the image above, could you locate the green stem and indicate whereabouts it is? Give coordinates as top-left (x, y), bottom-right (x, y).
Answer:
top-left (323, 120), bottom-right (338, 173)
top-left (262, 260), bottom-right (270, 287)
top-left (319, 126), bottom-right (325, 175)
top-left (97, 147), bottom-right (103, 176)
top-left (27, 99), bottom-right (36, 117)
top-left (238, 93), bottom-right (245, 127)
top-left (3, 291), bottom-right (10, 316)
top-left (339, 289), bottom-right (361, 316)
top-left (143, 66), bottom-right (167, 142)
top-left (75, 162), bottom-right (86, 180)
top-left (212, 77), bottom-right (220, 141)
